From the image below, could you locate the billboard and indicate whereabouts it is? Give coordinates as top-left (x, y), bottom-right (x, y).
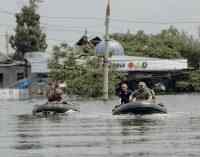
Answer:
top-left (110, 56), bottom-right (188, 71)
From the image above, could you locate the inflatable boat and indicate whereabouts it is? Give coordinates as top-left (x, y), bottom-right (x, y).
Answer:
top-left (32, 102), bottom-right (79, 115)
top-left (112, 101), bottom-right (167, 115)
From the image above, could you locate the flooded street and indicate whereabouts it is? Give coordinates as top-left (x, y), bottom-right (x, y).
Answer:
top-left (1, 94), bottom-right (200, 157)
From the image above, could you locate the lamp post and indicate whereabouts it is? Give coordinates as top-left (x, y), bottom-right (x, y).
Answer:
top-left (103, 0), bottom-right (110, 100)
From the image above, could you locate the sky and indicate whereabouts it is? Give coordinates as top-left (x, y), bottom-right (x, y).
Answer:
top-left (0, 0), bottom-right (200, 53)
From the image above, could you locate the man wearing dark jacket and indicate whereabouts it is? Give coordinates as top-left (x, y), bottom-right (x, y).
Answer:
top-left (118, 83), bottom-right (132, 104)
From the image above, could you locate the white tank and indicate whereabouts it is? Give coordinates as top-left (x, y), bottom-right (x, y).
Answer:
top-left (95, 40), bottom-right (124, 56)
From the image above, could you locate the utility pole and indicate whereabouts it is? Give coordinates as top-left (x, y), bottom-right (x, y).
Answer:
top-left (103, 0), bottom-right (110, 100)
top-left (5, 32), bottom-right (9, 55)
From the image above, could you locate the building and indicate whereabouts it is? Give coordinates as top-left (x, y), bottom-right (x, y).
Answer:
top-left (0, 53), bottom-right (31, 100)
top-left (110, 56), bottom-right (188, 91)
top-left (0, 54), bottom-right (31, 88)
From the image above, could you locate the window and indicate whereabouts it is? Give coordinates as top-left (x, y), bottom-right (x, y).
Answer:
top-left (17, 73), bottom-right (24, 80)
top-left (0, 73), bottom-right (3, 88)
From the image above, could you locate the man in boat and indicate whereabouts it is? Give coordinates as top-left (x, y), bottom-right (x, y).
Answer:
top-left (118, 83), bottom-right (132, 104)
top-left (46, 81), bottom-right (65, 103)
top-left (130, 81), bottom-right (154, 102)
top-left (115, 75), bottom-right (129, 96)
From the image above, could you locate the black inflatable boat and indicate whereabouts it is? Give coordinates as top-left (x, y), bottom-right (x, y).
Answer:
top-left (32, 102), bottom-right (79, 115)
top-left (112, 101), bottom-right (167, 115)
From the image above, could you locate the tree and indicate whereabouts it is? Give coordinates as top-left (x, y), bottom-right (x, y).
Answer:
top-left (111, 26), bottom-right (200, 68)
top-left (49, 44), bottom-right (121, 97)
top-left (10, 0), bottom-right (47, 60)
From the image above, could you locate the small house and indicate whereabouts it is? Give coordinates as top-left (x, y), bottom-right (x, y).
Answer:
top-left (0, 53), bottom-right (31, 100)
top-left (0, 53), bottom-right (31, 88)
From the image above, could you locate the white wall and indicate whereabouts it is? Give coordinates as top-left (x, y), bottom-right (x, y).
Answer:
top-left (0, 89), bottom-right (30, 100)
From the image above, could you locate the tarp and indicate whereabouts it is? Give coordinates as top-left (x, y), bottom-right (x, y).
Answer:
top-left (16, 79), bottom-right (32, 89)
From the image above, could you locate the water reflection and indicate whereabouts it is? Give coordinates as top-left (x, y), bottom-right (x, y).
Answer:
top-left (12, 115), bottom-right (44, 151)
top-left (116, 116), bottom-right (166, 147)
top-left (118, 116), bottom-right (163, 134)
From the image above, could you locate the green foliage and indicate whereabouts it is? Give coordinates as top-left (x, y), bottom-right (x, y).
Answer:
top-left (49, 26), bottom-right (200, 96)
top-left (178, 35), bottom-right (200, 68)
top-left (175, 81), bottom-right (192, 92)
top-left (111, 26), bottom-right (200, 68)
top-left (49, 44), bottom-right (121, 97)
top-left (188, 70), bottom-right (200, 92)
top-left (175, 70), bottom-right (200, 92)
top-left (10, 0), bottom-right (47, 60)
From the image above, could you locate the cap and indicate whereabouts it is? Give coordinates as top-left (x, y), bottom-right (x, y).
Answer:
top-left (59, 83), bottom-right (66, 88)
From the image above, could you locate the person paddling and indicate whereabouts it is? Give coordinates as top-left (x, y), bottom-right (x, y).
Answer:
top-left (46, 81), bottom-right (64, 103)
top-left (130, 81), bottom-right (154, 102)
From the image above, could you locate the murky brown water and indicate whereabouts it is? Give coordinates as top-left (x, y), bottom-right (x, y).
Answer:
top-left (1, 94), bottom-right (200, 157)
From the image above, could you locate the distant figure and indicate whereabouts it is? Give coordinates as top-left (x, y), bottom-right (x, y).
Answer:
top-left (47, 81), bottom-right (64, 103)
top-left (118, 83), bottom-right (132, 105)
top-left (130, 81), bottom-right (153, 102)
top-left (115, 75), bottom-right (129, 96)
top-left (155, 82), bottom-right (166, 91)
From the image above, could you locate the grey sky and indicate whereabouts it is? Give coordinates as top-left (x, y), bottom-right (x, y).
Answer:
top-left (0, 0), bottom-right (200, 53)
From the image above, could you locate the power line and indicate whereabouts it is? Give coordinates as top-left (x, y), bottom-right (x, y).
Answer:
top-left (1, 8), bottom-right (200, 25)
top-left (0, 8), bottom-right (104, 20)
top-left (41, 14), bottom-right (200, 25)
top-left (0, 22), bottom-right (102, 32)
top-left (0, 34), bottom-right (76, 44)
top-left (40, 23), bottom-right (103, 31)
top-left (43, 27), bottom-right (102, 35)
top-left (41, 15), bottom-right (104, 21)
top-left (110, 18), bottom-right (200, 25)
top-left (0, 9), bottom-right (14, 15)
top-left (47, 38), bottom-right (75, 43)
top-left (0, 23), bottom-right (15, 28)
top-left (0, 22), bottom-right (102, 35)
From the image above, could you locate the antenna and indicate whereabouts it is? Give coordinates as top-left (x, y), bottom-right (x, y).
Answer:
top-left (103, 0), bottom-right (111, 100)
top-left (84, 28), bottom-right (88, 37)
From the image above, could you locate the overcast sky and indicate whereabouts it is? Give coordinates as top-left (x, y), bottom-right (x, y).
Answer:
top-left (1, 0), bottom-right (200, 53)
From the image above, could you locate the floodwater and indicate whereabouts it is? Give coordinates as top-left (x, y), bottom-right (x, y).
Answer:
top-left (1, 94), bottom-right (200, 157)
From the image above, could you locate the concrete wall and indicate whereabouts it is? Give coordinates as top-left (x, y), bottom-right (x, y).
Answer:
top-left (0, 89), bottom-right (30, 100)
